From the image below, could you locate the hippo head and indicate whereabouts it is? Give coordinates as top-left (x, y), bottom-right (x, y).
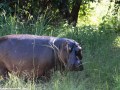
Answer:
top-left (59, 39), bottom-right (83, 71)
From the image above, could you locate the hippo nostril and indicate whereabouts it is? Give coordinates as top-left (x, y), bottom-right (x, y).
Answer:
top-left (76, 60), bottom-right (81, 66)
top-left (76, 60), bottom-right (83, 69)
top-left (77, 60), bottom-right (80, 64)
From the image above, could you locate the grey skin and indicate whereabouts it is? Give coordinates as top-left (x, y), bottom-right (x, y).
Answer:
top-left (0, 34), bottom-right (83, 80)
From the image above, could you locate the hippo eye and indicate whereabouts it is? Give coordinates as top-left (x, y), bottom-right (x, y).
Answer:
top-left (75, 49), bottom-right (80, 55)
top-left (75, 50), bottom-right (82, 60)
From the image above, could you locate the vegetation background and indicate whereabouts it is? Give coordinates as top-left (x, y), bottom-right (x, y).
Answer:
top-left (0, 0), bottom-right (120, 90)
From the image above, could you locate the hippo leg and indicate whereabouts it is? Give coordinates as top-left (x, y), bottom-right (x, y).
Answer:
top-left (0, 67), bottom-right (9, 80)
top-left (43, 71), bottom-right (51, 80)
top-left (35, 71), bottom-right (51, 83)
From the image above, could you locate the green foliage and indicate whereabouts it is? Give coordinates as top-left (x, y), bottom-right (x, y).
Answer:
top-left (0, 1), bottom-right (13, 15)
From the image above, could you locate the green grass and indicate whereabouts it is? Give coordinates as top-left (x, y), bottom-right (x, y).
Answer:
top-left (0, 15), bottom-right (120, 90)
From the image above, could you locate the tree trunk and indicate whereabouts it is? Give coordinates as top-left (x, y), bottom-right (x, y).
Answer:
top-left (69, 0), bottom-right (82, 26)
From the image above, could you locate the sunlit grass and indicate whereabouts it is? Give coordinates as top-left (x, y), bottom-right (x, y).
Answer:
top-left (115, 36), bottom-right (120, 48)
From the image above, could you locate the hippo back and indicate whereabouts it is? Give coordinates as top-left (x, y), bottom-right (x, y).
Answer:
top-left (0, 35), bottom-right (59, 78)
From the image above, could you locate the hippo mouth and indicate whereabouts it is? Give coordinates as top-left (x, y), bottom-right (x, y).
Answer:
top-left (66, 64), bottom-right (84, 71)
top-left (73, 65), bottom-right (84, 71)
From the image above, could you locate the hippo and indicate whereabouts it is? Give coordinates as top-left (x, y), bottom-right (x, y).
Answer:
top-left (0, 34), bottom-right (83, 81)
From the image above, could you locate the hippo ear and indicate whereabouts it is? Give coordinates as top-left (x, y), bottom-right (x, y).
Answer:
top-left (61, 41), bottom-right (69, 50)
top-left (58, 41), bottom-right (69, 66)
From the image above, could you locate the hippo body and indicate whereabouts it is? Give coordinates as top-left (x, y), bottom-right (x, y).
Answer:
top-left (0, 34), bottom-right (83, 80)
